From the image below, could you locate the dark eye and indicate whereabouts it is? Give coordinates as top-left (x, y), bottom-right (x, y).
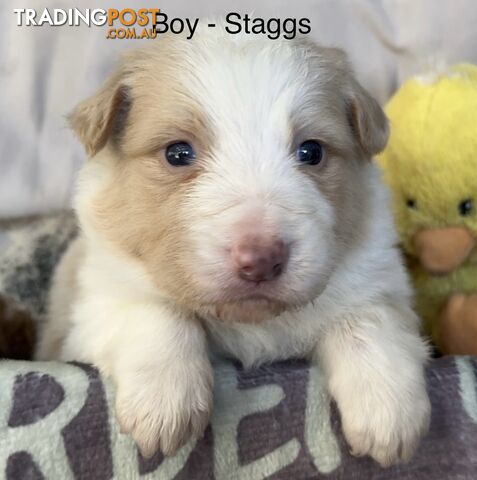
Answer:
top-left (406, 198), bottom-right (417, 209)
top-left (458, 198), bottom-right (473, 216)
top-left (296, 140), bottom-right (324, 166)
top-left (165, 142), bottom-right (196, 167)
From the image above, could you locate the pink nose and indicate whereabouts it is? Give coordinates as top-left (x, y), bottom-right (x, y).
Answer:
top-left (232, 237), bottom-right (289, 283)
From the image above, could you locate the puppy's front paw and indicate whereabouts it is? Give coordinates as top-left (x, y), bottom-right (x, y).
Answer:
top-left (338, 380), bottom-right (430, 467)
top-left (115, 367), bottom-right (213, 457)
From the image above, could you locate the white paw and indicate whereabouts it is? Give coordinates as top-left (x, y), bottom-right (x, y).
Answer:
top-left (338, 380), bottom-right (430, 466)
top-left (115, 365), bottom-right (213, 457)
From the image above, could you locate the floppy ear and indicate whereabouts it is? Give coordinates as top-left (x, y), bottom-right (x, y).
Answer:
top-left (346, 78), bottom-right (389, 156)
top-left (68, 70), bottom-right (130, 157)
top-left (308, 43), bottom-right (389, 157)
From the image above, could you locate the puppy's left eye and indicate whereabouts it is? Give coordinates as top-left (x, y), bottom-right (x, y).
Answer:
top-left (165, 142), bottom-right (196, 167)
top-left (296, 140), bottom-right (324, 166)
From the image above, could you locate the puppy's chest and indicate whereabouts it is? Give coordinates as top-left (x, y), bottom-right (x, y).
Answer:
top-left (198, 313), bottom-right (317, 367)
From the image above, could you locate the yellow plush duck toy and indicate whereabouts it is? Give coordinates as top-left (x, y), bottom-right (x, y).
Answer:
top-left (378, 63), bottom-right (477, 355)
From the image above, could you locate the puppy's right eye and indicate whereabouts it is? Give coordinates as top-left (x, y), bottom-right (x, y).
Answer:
top-left (165, 142), bottom-right (196, 167)
top-left (296, 140), bottom-right (324, 166)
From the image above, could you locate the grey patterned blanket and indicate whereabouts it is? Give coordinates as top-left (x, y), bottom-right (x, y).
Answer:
top-left (0, 214), bottom-right (476, 480)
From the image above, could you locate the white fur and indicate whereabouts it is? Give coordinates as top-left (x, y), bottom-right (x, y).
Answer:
top-left (37, 25), bottom-right (430, 466)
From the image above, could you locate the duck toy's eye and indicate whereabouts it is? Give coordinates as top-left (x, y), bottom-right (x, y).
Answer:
top-left (458, 199), bottom-right (473, 217)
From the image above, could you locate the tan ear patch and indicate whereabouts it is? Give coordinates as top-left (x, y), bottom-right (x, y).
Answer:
top-left (68, 73), bottom-right (131, 157)
top-left (347, 81), bottom-right (389, 156)
top-left (294, 41), bottom-right (389, 158)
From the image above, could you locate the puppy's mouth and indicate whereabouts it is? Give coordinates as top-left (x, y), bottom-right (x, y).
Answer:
top-left (197, 296), bottom-right (289, 324)
top-left (237, 293), bottom-right (275, 302)
top-left (194, 283), bottom-right (304, 323)
top-left (206, 280), bottom-right (292, 306)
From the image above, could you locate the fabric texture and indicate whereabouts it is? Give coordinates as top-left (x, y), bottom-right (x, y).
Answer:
top-left (0, 214), bottom-right (477, 479)
top-left (0, 355), bottom-right (476, 480)
top-left (1, 0), bottom-right (477, 218)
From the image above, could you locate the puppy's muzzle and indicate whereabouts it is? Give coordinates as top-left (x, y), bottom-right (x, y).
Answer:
top-left (231, 236), bottom-right (289, 283)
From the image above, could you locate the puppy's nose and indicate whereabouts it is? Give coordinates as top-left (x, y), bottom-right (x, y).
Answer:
top-left (232, 238), bottom-right (289, 283)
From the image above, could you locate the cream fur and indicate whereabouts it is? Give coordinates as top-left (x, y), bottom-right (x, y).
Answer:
top-left (37, 22), bottom-right (430, 466)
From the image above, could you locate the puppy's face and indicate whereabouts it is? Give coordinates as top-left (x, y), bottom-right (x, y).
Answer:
top-left (71, 31), bottom-right (388, 322)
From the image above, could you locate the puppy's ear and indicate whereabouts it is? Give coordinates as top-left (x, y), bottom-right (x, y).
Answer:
top-left (346, 78), bottom-right (389, 156)
top-left (312, 45), bottom-right (389, 156)
top-left (68, 70), bottom-right (130, 157)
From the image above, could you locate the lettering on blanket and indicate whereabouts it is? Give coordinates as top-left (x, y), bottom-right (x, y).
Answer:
top-left (1, 358), bottom-right (477, 479)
